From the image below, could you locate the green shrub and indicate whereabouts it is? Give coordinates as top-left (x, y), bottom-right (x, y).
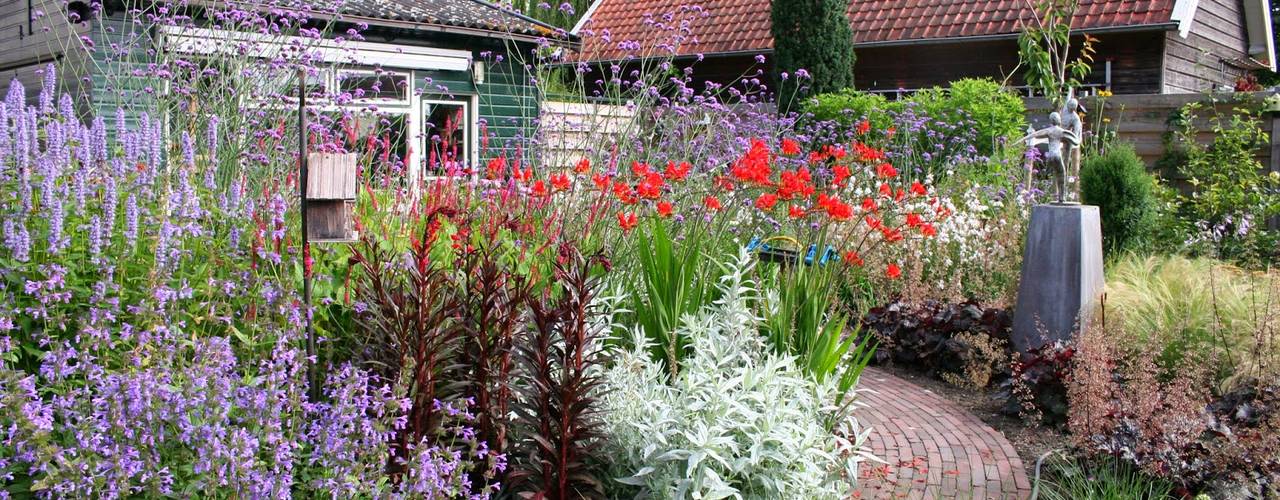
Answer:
top-left (599, 249), bottom-right (872, 498)
top-left (804, 89), bottom-right (896, 131)
top-left (1171, 102), bottom-right (1280, 265)
top-left (912, 78), bottom-right (1026, 156)
top-left (805, 78), bottom-right (1025, 158)
top-left (1081, 143), bottom-right (1159, 256)
top-left (771, 0), bottom-right (855, 107)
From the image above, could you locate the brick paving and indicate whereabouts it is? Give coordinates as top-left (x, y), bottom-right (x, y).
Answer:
top-left (855, 367), bottom-right (1032, 500)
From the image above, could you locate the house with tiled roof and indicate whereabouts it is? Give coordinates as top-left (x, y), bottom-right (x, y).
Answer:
top-left (572, 0), bottom-right (1275, 95)
top-left (0, 0), bottom-right (571, 181)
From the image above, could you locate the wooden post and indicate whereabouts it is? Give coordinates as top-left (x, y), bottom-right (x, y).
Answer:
top-left (1270, 112), bottom-right (1280, 231)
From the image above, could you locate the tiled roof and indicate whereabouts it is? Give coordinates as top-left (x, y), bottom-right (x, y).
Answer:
top-left (296, 0), bottom-right (566, 38)
top-left (577, 0), bottom-right (1177, 60)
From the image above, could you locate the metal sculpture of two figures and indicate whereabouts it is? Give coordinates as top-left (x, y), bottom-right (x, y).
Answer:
top-left (1024, 90), bottom-right (1085, 205)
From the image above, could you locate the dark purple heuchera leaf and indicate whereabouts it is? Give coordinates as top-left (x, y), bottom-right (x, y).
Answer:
top-left (860, 299), bottom-right (1013, 380)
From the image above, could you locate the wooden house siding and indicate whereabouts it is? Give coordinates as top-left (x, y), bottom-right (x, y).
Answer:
top-left (0, 0), bottom-right (92, 110)
top-left (855, 31), bottom-right (1166, 95)
top-left (1163, 0), bottom-right (1251, 93)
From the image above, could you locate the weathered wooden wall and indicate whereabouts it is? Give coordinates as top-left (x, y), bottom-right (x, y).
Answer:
top-left (1025, 92), bottom-right (1276, 176)
top-left (1163, 0), bottom-right (1251, 93)
top-left (0, 0), bottom-right (92, 110)
top-left (856, 31), bottom-right (1167, 95)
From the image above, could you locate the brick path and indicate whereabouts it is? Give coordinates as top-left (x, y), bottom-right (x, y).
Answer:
top-left (855, 367), bottom-right (1033, 500)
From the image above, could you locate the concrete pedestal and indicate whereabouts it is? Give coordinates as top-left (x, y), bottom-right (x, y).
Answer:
top-left (1012, 204), bottom-right (1105, 353)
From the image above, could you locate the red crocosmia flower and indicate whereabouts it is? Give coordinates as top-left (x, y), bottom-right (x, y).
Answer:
top-left (865, 215), bottom-right (882, 229)
top-left (703, 195), bottom-right (723, 211)
top-left (755, 193), bottom-right (779, 211)
top-left (636, 172), bottom-right (664, 199)
top-left (921, 223), bottom-right (937, 237)
top-left (853, 142), bottom-right (885, 162)
top-left (614, 183), bottom-right (638, 204)
top-left (886, 263), bottom-right (902, 279)
top-left (882, 227), bottom-right (904, 242)
top-left (876, 163), bottom-right (898, 179)
top-left (519, 168), bottom-right (534, 183)
top-left (617, 211), bottom-right (638, 232)
top-left (788, 205), bottom-right (806, 219)
top-left (663, 161), bottom-right (691, 181)
top-left (832, 164), bottom-right (852, 187)
top-left (731, 139), bottom-right (773, 185)
top-left (906, 213), bottom-right (923, 227)
top-left (936, 205), bottom-right (953, 218)
top-left (631, 161), bottom-right (651, 177)
top-left (861, 197), bottom-right (877, 212)
top-left (714, 175), bottom-right (736, 191)
top-left (886, 126), bottom-right (897, 138)
top-left (486, 155), bottom-right (508, 179)
top-left (856, 120), bottom-right (871, 135)
top-left (550, 172), bottom-right (571, 191)
top-left (895, 188), bottom-right (907, 202)
top-left (592, 173), bottom-right (612, 190)
top-left (879, 183), bottom-right (892, 198)
top-left (574, 157), bottom-right (591, 174)
top-left (826, 199), bottom-right (853, 221)
top-left (777, 169), bottom-right (815, 199)
top-left (910, 181), bottom-right (928, 197)
top-left (531, 180), bottom-right (549, 197)
top-left (656, 201), bottom-right (674, 218)
top-left (815, 193), bottom-right (833, 210)
top-left (781, 138), bottom-right (801, 156)
top-left (843, 250), bottom-right (864, 266)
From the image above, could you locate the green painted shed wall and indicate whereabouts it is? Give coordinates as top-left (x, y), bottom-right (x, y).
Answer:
top-left (83, 14), bottom-right (541, 164)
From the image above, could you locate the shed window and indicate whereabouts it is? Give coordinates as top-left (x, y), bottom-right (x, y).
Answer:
top-left (338, 70), bottom-right (409, 102)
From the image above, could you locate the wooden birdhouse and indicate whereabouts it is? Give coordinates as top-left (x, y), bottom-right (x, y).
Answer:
top-left (305, 152), bottom-right (358, 243)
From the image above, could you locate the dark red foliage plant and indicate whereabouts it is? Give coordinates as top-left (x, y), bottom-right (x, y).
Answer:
top-left (347, 207), bottom-right (463, 474)
top-left (508, 245), bottom-right (611, 499)
top-left (454, 241), bottom-right (535, 461)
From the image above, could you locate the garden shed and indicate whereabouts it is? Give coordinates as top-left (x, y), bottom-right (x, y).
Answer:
top-left (0, 0), bottom-right (570, 181)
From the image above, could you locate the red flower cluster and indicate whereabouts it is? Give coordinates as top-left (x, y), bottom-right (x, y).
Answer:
top-left (731, 139), bottom-right (773, 185)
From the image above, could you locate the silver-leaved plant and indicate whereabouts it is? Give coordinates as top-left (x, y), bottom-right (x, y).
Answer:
top-left (599, 248), bottom-right (875, 499)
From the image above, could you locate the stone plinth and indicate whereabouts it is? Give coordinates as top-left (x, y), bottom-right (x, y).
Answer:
top-left (1012, 204), bottom-right (1105, 353)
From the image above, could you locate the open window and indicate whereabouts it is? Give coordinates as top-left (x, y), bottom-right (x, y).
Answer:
top-left (421, 98), bottom-right (472, 176)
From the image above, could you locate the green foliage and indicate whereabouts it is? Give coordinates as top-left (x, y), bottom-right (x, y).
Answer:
top-left (1036, 456), bottom-right (1176, 500)
top-left (757, 263), bottom-right (873, 401)
top-left (805, 79), bottom-right (1026, 158)
top-left (911, 78), bottom-right (1028, 156)
top-left (599, 249), bottom-right (872, 499)
top-left (771, 0), bottom-right (856, 107)
top-left (1017, 0), bottom-right (1097, 103)
top-left (1169, 103), bottom-right (1280, 265)
top-left (625, 219), bottom-right (731, 376)
top-left (1105, 254), bottom-right (1280, 388)
top-left (1081, 143), bottom-right (1159, 256)
top-left (805, 89), bottom-right (897, 130)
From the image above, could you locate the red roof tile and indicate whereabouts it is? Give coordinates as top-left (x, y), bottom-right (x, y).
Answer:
top-left (576, 0), bottom-right (1177, 61)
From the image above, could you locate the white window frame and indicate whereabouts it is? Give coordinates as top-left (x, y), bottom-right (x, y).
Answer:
top-left (336, 68), bottom-right (412, 104)
top-left (414, 94), bottom-right (479, 184)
